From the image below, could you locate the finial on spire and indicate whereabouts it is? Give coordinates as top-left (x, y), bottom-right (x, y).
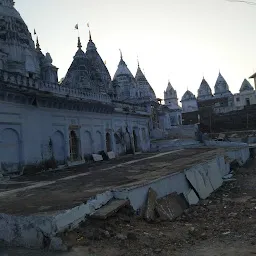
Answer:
top-left (137, 55), bottom-right (140, 67)
top-left (34, 29), bottom-right (41, 51)
top-left (36, 36), bottom-right (41, 51)
top-left (77, 37), bottom-right (82, 49)
top-left (119, 49), bottom-right (123, 60)
top-left (87, 23), bottom-right (92, 41)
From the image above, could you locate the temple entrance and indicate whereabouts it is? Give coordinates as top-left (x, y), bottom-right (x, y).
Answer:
top-left (69, 130), bottom-right (79, 161)
top-left (133, 130), bottom-right (139, 152)
top-left (106, 132), bottom-right (112, 152)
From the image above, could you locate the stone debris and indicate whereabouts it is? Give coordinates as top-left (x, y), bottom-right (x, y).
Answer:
top-left (155, 193), bottom-right (188, 221)
top-left (92, 154), bottom-right (103, 162)
top-left (144, 188), bottom-right (157, 222)
top-left (107, 151), bottom-right (116, 160)
top-left (185, 189), bottom-right (199, 205)
top-left (91, 199), bottom-right (129, 220)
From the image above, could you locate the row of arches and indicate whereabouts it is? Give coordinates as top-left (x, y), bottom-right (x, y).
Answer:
top-left (0, 126), bottom-right (146, 167)
top-left (51, 130), bottom-right (113, 162)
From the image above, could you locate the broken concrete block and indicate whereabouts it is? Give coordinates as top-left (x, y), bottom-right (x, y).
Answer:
top-left (155, 193), bottom-right (188, 221)
top-left (185, 164), bottom-right (214, 199)
top-left (185, 189), bottom-right (199, 205)
top-left (144, 188), bottom-right (157, 222)
top-left (207, 161), bottom-right (223, 190)
top-left (91, 200), bottom-right (129, 219)
top-left (107, 151), bottom-right (116, 160)
top-left (92, 154), bottom-right (103, 162)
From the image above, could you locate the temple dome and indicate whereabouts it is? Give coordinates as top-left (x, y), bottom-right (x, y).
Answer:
top-left (114, 57), bottom-right (134, 79)
top-left (240, 79), bottom-right (254, 92)
top-left (198, 77), bottom-right (213, 100)
top-left (113, 54), bottom-right (137, 99)
top-left (164, 81), bottom-right (177, 99)
top-left (181, 90), bottom-right (196, 101)
top-left (214, 72), bottom-right (232, 96)
top-left (0, 0), bottom-right (40, 76)
top-left (61, 39), bottom-right (103, 92)
top-left (135, 65), bottom-right (156, 100)
top-left (85, 34), bottom-right (111, 92)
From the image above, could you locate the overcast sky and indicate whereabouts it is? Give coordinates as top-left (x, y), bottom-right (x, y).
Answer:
top-left (15, 0), bottom-right (256, 100)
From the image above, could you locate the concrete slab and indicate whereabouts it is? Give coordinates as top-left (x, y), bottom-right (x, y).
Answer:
top-left (185, 189), bottom-right (199, 205)
top-left (0, 146), bottom-right (250, 250)
top-left (0, 148), bottom-right (221, 215)
top-left (107, 151), bottom-right (116, 160)
top-left (92, 154), bottom-right (103, 162)
top-left (185, 164), bottom-right (214, 200)
top-left (91, 199), bottom-right (129, 219)
top-left (155, 193), bottom-right (188, 221)
top-left (144, 188), bottom-right (157, 222)
top-left (207, 159), bottom-right (223, 190)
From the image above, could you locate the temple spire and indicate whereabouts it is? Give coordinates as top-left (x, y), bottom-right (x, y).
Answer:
top-left (36, 36), bottom-right (41, 51)
top-left (119, 49), bottom-right (123, 60)
top-left (77, 37), bottom-right (82, 49)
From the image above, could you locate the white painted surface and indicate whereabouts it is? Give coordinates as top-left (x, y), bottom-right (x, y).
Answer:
top-left (185, 189), bottom-right (199, 205)
top-left (185, 164), bottom-right (214, 200)
top-left (0, 101), bottom-right (150, 171)
top-left (107, 151), bottom-right (116, 159)
top-left (114, 172), bottom-right (190, 210)
top-left (92, 154), bottom-right (103, 162)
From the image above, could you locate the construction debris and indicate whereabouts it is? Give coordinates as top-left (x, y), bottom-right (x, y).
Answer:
top-left (155, 193), bottom-right (188, 221)
top-left (144, 188), bottom-right (157, 222)
top-left (91, 200), bottom-right (129, 220)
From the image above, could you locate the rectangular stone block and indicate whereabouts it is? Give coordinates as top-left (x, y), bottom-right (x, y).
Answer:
top-left (107, 151), bottom-right (116, 160)
top-left (91, 199), bottom-right (129, 219)
top-left (92, 154), bottom-right (103, 162)
top-left (155, 192), bottom-right (188, 221)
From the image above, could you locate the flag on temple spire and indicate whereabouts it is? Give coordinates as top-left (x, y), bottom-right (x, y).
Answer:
top-left (75, 24), bottom-right (79, 30)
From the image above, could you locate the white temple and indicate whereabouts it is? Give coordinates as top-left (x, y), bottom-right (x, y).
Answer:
top-left (0, 1), bottom-right (175, 173)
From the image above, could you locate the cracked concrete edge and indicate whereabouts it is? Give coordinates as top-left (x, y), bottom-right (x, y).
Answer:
top-left (0, 191), bottom-right (114, 251)
top-left (0, 147), bottom-right (250, 251)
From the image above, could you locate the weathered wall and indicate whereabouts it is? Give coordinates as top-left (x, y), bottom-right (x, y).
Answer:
top-left (166, 124), bottom-right (198, 139)
top-left (0, 101), bottom-right (150, 171)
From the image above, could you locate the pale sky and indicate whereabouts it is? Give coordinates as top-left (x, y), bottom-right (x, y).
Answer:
top-left (15, 0), bottom-right (256, 100)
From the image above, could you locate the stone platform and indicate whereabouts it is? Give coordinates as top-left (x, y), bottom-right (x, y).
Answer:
top-left (0, 145), bottom-right (250, 250)
top-left (0, 148), bottom-right (216, 215)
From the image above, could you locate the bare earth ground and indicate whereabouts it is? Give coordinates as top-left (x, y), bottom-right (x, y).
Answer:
top-left (58, 158), bottom-right (256, 256)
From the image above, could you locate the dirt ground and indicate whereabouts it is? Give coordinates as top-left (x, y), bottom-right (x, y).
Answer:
top-left (60, 158), bottom-right (256, 256)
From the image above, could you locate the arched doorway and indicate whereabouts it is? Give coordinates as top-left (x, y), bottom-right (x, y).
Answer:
top-left (52, 131), bottom-right (65, 163)
top-left (133, 130), bottom-right (139, 152)
top-left (124, 132), bottom-right (132, 154)
top-left (106, 132), bottom-right (112, 152)
top-left (0, 128), bottom-right (20, 166)
top-left (69, 130), bottom-right (79, 161)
